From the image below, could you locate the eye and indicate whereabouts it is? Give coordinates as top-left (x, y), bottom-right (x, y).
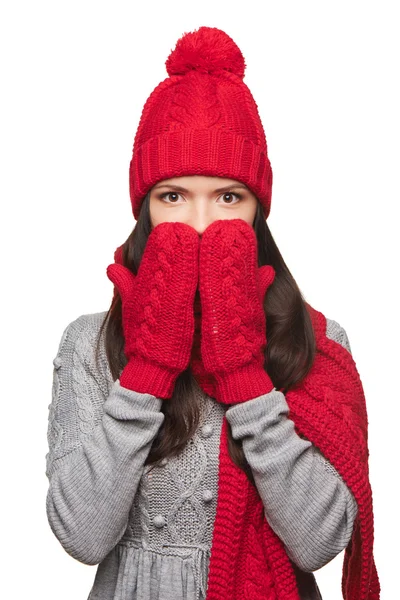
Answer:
top-left (158, 192), bottom-right (182, 203)
top-left (218, 192), bottom-right (243, 205)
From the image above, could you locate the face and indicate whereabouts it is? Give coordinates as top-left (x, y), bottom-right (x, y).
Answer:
top-left (149, 175), bottom-right (258, 236)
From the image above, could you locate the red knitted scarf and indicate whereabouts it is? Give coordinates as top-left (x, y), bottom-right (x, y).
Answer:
top-left (197, 304), bottom-right (380, 600)
top-left (113, 246), bottom-right (380, 599)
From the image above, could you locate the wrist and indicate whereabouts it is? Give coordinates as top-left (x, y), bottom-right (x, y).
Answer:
top-left (213, 362), bottom-right (275, 405)
top-left (120, 356), bottom-right (181, 399)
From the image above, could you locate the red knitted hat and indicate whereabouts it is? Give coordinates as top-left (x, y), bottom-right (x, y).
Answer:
top-left (129, 26), bottom-right (273, 220)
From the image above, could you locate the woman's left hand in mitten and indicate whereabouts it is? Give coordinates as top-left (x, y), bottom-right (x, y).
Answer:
top-left (199, 219), bottom-right (276, 405)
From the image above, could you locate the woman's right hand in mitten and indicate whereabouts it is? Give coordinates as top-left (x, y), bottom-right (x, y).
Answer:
top-left (106, 222), bottom-right (200, 399)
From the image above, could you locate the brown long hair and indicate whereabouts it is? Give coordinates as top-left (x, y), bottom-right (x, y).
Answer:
top-left (95, 192), bottom-right (316, 486)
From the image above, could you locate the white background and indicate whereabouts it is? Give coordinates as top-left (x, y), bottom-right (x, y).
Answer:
top-left (1, 1), bottom-right (398, 598)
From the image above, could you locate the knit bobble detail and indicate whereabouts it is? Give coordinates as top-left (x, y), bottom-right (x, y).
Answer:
top-left (165, 26), bottom-right (246, 79)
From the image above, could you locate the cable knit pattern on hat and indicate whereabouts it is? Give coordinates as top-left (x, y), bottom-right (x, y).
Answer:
top-left (168, 74), bottom-right (222, 129)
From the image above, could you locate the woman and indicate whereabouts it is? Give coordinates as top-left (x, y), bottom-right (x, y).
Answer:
top-left (45, 26), bottom-right (380, 599)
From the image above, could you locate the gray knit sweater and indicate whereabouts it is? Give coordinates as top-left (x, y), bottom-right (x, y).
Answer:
top-left (45, 311), bottom-right (358, 600)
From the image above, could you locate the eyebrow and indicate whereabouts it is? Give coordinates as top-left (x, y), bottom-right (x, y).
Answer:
top-left (152, 183), bottom-right (248, 193)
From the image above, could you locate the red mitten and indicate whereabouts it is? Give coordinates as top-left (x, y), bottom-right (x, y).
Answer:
top-left (189, 291), bottom-right (217, 398)
top-left (107, 222), bottom-right (200, 399)
top-left (199, 219), bottom-right (276, 404)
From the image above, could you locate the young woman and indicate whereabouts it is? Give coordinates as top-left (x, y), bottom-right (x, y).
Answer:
top-left (45, 27), bottom-right (380, 600)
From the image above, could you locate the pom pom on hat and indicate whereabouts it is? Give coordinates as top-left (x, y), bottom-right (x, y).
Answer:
top-left (165, 26), bottom-right (246, 79)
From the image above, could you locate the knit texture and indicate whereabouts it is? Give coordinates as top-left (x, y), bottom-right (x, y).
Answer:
top-left (107, 222), bottom-right (200, 398)
top-left (128, 27), bottom-right (273, 220)
top-left (288, 307), bottom-right (379, 600)
top-left (46, 312), bottom-right (358, 599)
top-left (204, 305), bottom-right (379, 600)
top-left (198, 218), bottom-right (276, 403)
top-left (111, 244), bottom-right (379, 599)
